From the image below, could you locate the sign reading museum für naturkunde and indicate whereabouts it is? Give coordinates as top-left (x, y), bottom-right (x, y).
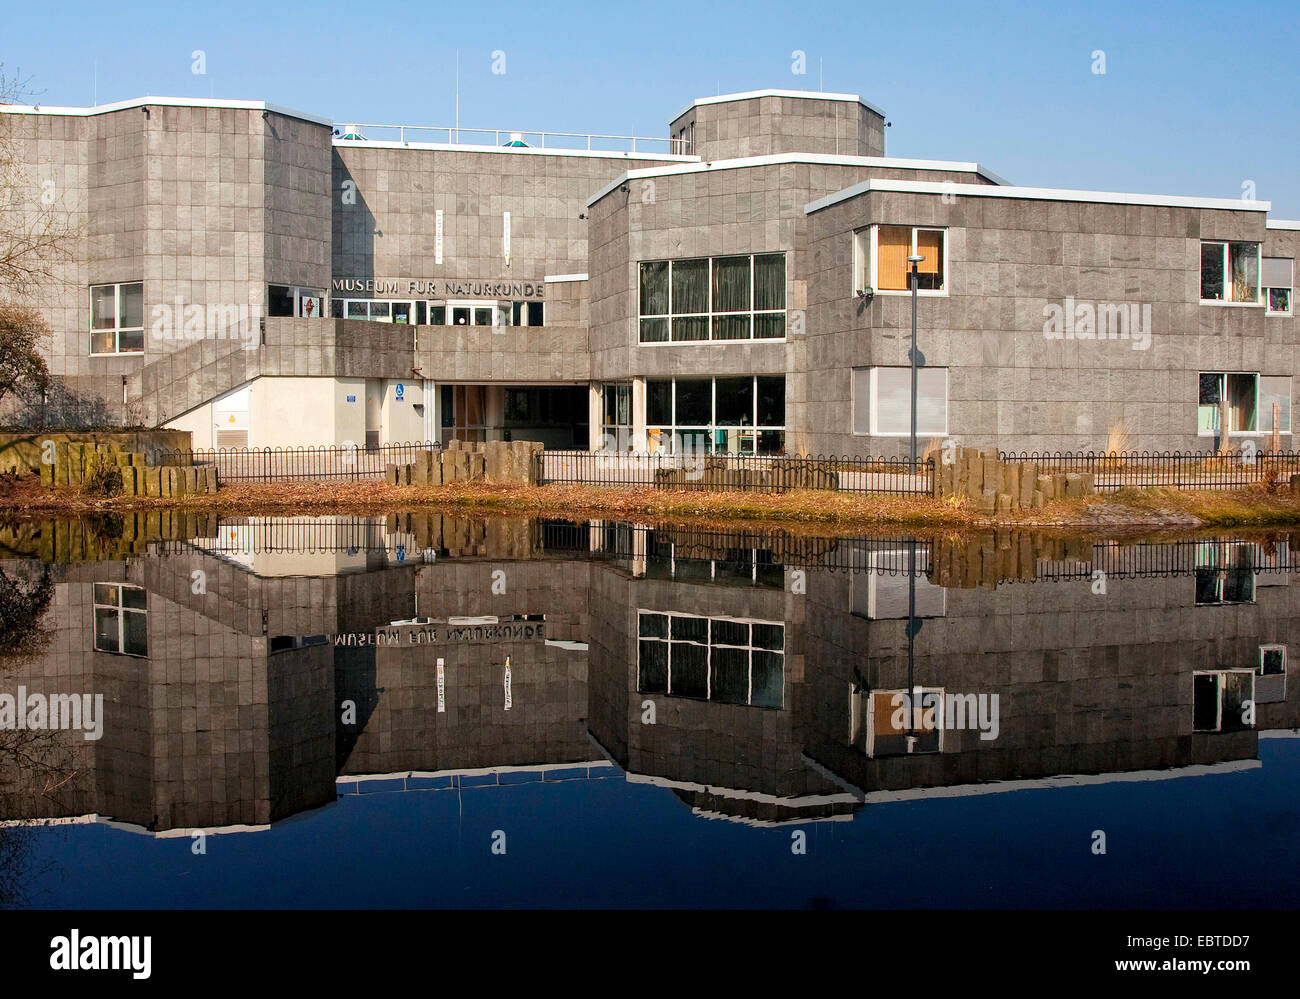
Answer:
top-left (332, 278), bottom-right (544, 299)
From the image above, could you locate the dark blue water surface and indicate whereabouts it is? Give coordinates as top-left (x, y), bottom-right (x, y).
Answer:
top-left (18, 738), bottom-right (1300, 909)
top-left (2, 515), bottom-right (1298, 908)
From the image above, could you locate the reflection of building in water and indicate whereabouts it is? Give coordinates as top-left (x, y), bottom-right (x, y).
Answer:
top-left (1, 519), bottom-right (1298, 834)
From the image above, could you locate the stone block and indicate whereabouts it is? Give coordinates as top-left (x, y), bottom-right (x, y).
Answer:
top-left (980, 488), bottom-right (997, 514)
top-left (1064, 472), bottom-right (1084, 498)
top-left (468, 452), bottom-right (486, 481)
top-left (996, 493), bottom-right (1014, 514)
top-left (980, 456), bottom-right (999, 495)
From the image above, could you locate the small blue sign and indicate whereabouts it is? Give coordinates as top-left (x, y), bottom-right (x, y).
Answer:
top-left (396, 545), bottom-right (406, 563)
top-left (346, 394), bottom-right (356, 402)
top-left (395, 383), bottom-right (405, 401)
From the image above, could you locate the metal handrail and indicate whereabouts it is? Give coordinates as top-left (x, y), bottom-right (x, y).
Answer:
top-left (334, 122), bottom-right (687, 155)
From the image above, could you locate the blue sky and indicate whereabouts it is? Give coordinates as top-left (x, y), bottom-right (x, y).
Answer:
top-left (5, 0), bottom-right (1299, 215)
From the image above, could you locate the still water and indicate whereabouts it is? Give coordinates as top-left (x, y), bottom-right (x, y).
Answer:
top-left (1, 512), bottom-right (1298, 908)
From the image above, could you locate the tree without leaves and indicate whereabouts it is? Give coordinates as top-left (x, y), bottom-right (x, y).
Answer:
top-left (0, 301), bottom-right (51, 409)
top-left (0, 65), bottom-right (78, 287)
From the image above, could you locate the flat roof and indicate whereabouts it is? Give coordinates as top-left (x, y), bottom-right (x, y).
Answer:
top-left (587, 152), bottom-right (1009, 207)
top-left (803, 177), bottom-right (1272, 214)
top-left (1267, 219), bottom-right (1300, 230)
top-left (671, 88), bottom-right (887, 122)
top-left (0, 95), bottom-right (332, 128)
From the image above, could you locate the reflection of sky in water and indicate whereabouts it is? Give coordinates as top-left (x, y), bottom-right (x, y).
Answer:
top-left (20, 738), bottom-right (1300, 909)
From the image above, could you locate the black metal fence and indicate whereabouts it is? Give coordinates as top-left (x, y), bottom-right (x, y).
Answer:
top-left (155, 441), bottom-right (441, 483)
top-left (537, 450), bottom-right (935, 496)
top-left (1000, 449), bottom-right (1300, 492)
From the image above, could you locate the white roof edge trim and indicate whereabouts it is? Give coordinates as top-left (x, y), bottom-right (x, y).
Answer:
top-left (585, 152), bottom-right (1008, 207)
top-left (804, 178), bottom-right (1272, 215)
top-left (544, 273), bottom-right (589, 283)
top-left (1266, 220), bottom-right (1300, 231)
top-left (670, 88), bottom-right (886, 122)
top-left (0, 95), bottom-right (333, 128)
top-left (332, 138), bottom-right (695, 163)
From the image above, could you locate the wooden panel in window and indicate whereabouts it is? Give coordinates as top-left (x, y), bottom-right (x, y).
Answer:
top-left (877, 226), bottom-right (910, 291)
top-left (916, 230), bottom-right (942, 275)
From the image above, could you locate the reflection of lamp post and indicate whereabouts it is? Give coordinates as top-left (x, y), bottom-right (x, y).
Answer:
top-left (907, 254), bottom-right (924, 473)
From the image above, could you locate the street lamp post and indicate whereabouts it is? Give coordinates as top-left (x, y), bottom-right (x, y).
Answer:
top-left (907, 253), bottom-right (924, 473)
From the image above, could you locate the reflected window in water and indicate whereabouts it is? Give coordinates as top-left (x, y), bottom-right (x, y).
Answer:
top-left (638, 611), bottom-right (784, 708)
top-left (92, 583), bottom-right (148, 657)
top-left (1193, 669), bottom-right (1256, 732)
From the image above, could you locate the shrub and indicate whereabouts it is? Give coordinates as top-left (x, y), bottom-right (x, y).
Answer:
top-left (80, 451), bottom-right (123, 497)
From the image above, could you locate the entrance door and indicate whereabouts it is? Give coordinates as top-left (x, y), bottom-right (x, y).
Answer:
top-left (441, 385), bottom-right (488, 442)
top-left (364, 380), bottom-right (383, 450)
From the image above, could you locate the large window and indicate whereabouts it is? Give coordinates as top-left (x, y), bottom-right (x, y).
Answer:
top-left (1197, 372), bottom-right (1290, 435)
top-left (852, 366), bottom-right (948, 436)
top-left (1264, 257), bottom-right (1293, 315)
top-left (854, 225), bottom-right (946, 294)
top-left (90, 283), bottom-right (144, 355)
top-left (646, 376), bottom-right (785, 454)
top-left (638, 610), bottom-right (784, 708)
top-left (1201, 241), bottom-right (1261, 304)
top-left (639, 253), bottom-right (785, 343)
top-left (93, 583), bottom-right (148, 657)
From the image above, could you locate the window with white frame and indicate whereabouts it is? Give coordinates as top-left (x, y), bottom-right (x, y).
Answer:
top-left (637, 610), bottom-right (784, 708)
top-left (850, 686), bottom-right (944, 756)
top-left (1200, 241), bottom-right (1261, 304)
top-left (1197, 372), bottom-right (1290, 435)
top-left (854, 225), bottom-right (947, 294)
top-left (1263, 257), bottom-right (1293, 315)
top-left (1192, 669), bottom-right (1255, 732)
top-left (852, 366), bottom-right (948, 436)
top-left (89, 283), bottom-right (144, 355)
top-left (1194, 541), bottom-right (1256, 606)
top-left (92, 583), bottom-right (148, 657)
top-left (850, 546), bottom-right (947, 619)
top-left (638, 253), bottom-right (785, 342)
top-left (646, 376), bottom-right (785, 454)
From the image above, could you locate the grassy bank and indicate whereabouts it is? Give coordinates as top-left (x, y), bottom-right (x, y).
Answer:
top-left (4, 471), bottom-right (1300, 533)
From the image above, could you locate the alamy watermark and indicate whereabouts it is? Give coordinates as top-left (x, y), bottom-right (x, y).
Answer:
top-left (890, 689), bottom-right (1000, 741)
top-left (150, 299), bottom-right (260, 350)
top-left (1043, 298), bottom-right (1151, 350)
top-left (0, 688), bottom-right (104, 741)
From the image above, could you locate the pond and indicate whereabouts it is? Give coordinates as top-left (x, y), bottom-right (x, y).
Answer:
top-left (0, 513), bottom-right (1297, 908)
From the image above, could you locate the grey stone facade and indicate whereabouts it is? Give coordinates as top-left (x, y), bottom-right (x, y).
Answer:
top-left (2, 88), bottom-right (1294, 454)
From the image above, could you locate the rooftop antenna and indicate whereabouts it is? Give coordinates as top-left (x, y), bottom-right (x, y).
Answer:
top-left (92, 60), bottom-right (97, 106)
top-left (455, 49), bottom-right (460, 144)
top-left (819, 58), bottom-right (823, 91)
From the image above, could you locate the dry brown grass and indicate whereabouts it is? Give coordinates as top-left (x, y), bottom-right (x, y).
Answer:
top-left (4, 472), bottom-right (1300, 531)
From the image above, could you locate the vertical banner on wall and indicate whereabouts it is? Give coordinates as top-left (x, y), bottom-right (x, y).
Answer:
top-left (504, 656), bottom-right (512, 711)
top-left (435, 209), bottom-right (444, 265)
top-left (503, 211), bottom-right (511, 265)
top-left (437, 657), bottom-right (446, 713)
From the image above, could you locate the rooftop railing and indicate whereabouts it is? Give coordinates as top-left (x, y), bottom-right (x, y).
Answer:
top-left (332, 123), bottom-right (689, 156)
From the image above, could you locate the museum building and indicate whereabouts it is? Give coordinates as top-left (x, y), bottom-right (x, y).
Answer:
top-left (1, 87), bottom-right (1296, 454)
